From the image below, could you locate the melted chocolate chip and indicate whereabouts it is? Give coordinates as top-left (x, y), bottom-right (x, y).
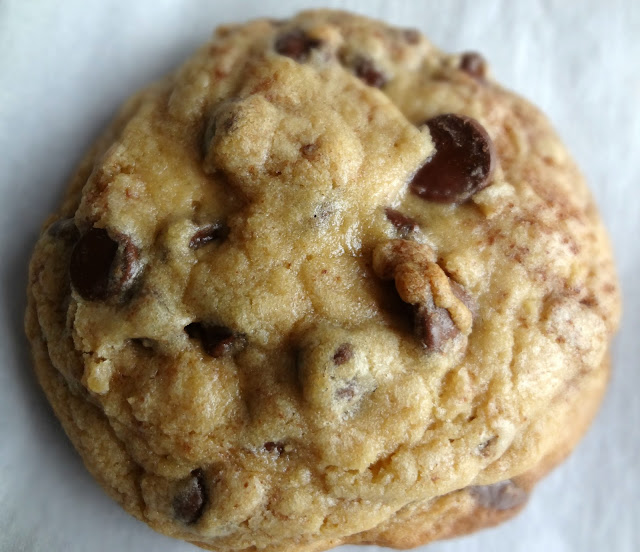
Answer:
top-left (333, 343), bottom-right (354, 365)
top-left (411, 113), bottom-right (496, 203)
top-left (469, 480), bottom-right (528, 511)
top-left (189, 223), bottom-right (229, 249)
top-left (71, 229), bottom-right (117, 300)
top-left (173, 469), bottom-right (207, 524)
top-left (416, 305), bottom-right (460, 352)
top-left (69, 228), bottom-right (139, 301)
top-left (385, 208), bottom-right (419, 238)
top-left (263, 442), bottom-right (285, 455)
top-left (47, 218), bottom-right (80, 242)
top-left (354, 58), bottom-right (387, 88)
top-left (185, 323), bottom-right (245, 358)
top-left (460, 52), bottom-right (487, 80)
top-left (275, 29), bottom-right (322, 62)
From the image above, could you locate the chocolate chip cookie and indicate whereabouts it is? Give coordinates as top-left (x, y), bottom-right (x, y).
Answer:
top-left (25, 9), bottom-right (621, 552)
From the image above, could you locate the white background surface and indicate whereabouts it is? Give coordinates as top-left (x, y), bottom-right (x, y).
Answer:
top-left (1, 1), bottom-right (638, 551)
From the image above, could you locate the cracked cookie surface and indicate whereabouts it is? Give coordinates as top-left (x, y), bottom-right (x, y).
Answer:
top-left (25, 9), bottom-right (620, 552)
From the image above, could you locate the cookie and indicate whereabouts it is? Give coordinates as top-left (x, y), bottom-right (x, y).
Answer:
top-left (25, 9), bottom-right (621, 552)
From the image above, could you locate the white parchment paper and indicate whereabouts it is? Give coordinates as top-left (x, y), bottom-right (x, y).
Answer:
top-left (1, 1), bottom-right (638, 551)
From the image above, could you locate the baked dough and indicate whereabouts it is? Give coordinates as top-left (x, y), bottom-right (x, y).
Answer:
top-left (26, 10), bottom-right (621, 551)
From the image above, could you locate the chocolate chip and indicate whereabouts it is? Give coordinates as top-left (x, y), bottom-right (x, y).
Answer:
top-left (416, 305), bottom-right (459, 352)
top-left (189, 223), bottom-right (229, 249)
top-left (385, 208), bottom-right (419, 238)
top-left (185, 323), bottom-right (245, 358)
top-left (47, 218), bottom-right (80, 242)
top-left (460, 52), bottom-right (487, 80)
top-left (411, 114), bottom-right (496, 203)
top-left (69, 228), bottom-right (140, 301)
top-left (469, 480), bottom-right (528, 511)
top-left (333, 343), bottom-right (354, 365)
top-left (354, 58), bottom-right (387, 88)
top-left (173, 469), bottom-right (207, 524)
top-left (263, 442), bottom-right (285, 455)
top-left (185, 323), bottom-right (202, 339)
top-left (275, 29), bottom-right (322, 62)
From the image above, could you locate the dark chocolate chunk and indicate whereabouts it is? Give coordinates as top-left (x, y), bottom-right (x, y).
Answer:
top-left (185, 322), bottom-right (202, 339)
top-left (69, 228), bottom-right (139, 301)
top-left (275, 29), bottom-right (322, 62)
top-left (469, 480), bottom-right (528, 511)
top-left (385, 208), bottom-right (419, 238)
top-left (71, 229), bottom-right (117, 300)
top-left (416, 305), bottom-right (460, 352)
top-left (185, 323), bottom-right (245, 358)
top-left (460, 51), bottom-right (487, 80)
top-left (189, 223), bottom-right (229, 249)
top-left (47, 218), bottom-right (80, 242)
top-left (354, 58), bottom-right (387, 88)
top-left (173, 469), bottom-right (207, 524)
top-left (333, 343), bottom-right (354, 365)
top-left (411, 113), bottom-right (496, 203)
top-left (263, 442), bottom-right (285, 455)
